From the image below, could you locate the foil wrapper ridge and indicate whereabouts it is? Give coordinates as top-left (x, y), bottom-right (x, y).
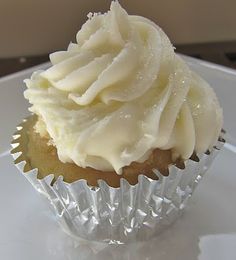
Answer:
top-left (11, 118), bottom-right (224, 243)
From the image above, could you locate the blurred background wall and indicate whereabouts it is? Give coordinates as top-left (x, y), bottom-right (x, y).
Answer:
top-left (0, 0), bottom-right (235, 57)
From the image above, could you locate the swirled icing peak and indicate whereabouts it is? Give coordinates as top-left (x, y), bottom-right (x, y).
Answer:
top-left (24, 1), bottom-right (223, 174)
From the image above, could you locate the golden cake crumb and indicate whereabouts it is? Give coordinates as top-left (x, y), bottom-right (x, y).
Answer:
top-left (26, 117), bottom-right (175, 187)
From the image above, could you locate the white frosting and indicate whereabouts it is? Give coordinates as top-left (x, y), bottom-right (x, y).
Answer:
top-left (24, 2), bottom-right (223, 174)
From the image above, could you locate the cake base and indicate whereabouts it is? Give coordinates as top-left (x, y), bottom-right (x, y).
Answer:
top-left (11, 115), bottom-right (224, 242)
top-left (26, 116), bottom-right (174, 187)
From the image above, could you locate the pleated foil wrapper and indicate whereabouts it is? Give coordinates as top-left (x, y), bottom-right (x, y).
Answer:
top-left (11, 117), bottom-right (224, 243)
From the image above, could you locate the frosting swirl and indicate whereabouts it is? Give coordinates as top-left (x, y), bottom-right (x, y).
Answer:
top-left (24, 2), bottom-right (223, 174)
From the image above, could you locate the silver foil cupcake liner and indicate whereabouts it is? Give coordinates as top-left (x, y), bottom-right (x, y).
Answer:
top-left (11, 117), bottom-right (224, 243)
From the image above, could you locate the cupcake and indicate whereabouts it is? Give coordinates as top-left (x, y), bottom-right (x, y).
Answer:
top-left (11, 2), bottom-right (224, 243)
